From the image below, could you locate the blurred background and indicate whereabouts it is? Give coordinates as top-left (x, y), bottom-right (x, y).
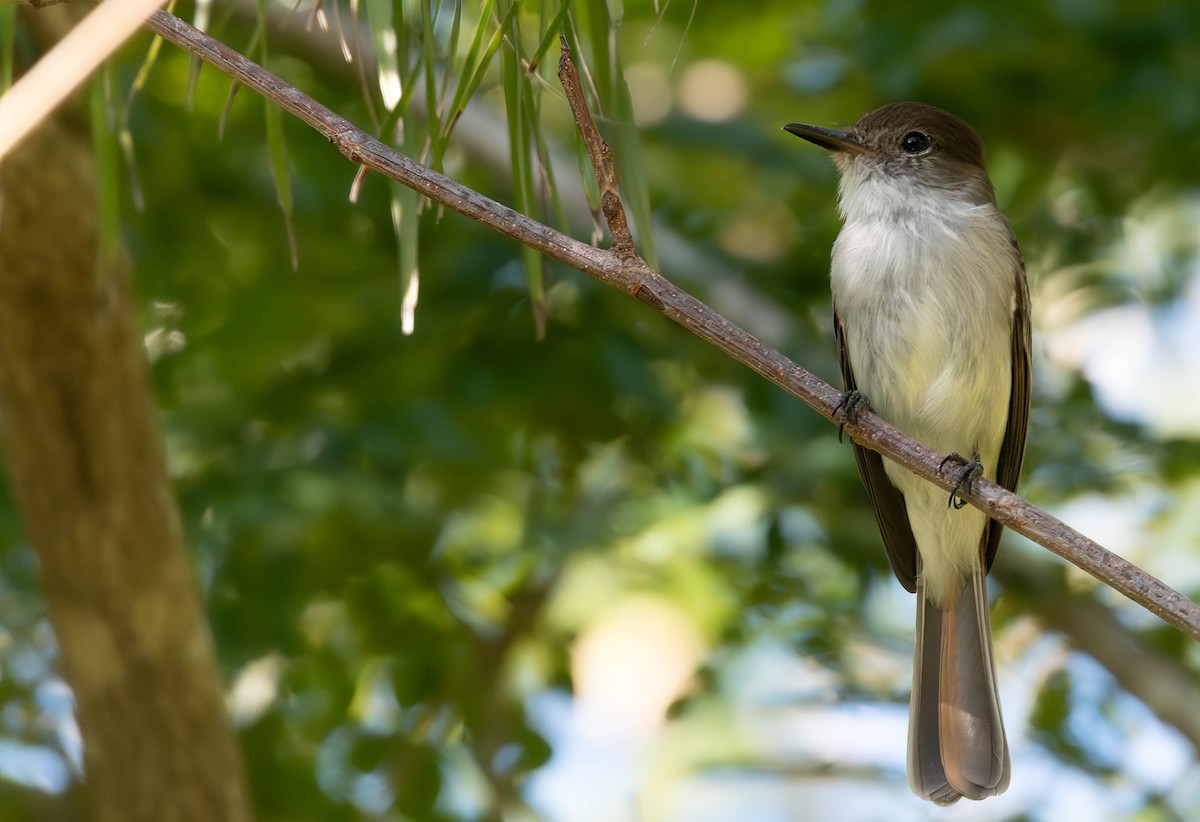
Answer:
top-left (3, 0), bottom-right (1200, 819)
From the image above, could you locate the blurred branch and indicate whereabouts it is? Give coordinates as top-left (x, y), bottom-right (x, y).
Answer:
top-left (997, 561), bottom-right (1200, 752)
top-left (0, 115), bottom-right (252, 822)
top-left (1044, 593), bottom-right (1200, 749)
top-left (139, 8), bottom-right (1200, 643)
top-left (464, 579), bottom-right (554, 817)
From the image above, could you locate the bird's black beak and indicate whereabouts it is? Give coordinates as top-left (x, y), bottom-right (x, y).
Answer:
top-left (783, 123), bottom-right (874, 156)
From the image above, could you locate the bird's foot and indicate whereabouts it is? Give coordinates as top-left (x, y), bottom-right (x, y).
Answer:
top-left (939, 451), bottom-right (982, 509)
top-left (834, 389), bottom-right (870, 443)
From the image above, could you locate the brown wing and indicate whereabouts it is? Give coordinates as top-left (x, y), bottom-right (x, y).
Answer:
top-left (983, 241), bottom-right (1031, 571)
top-left (835, 310), bottom-right (919, 592)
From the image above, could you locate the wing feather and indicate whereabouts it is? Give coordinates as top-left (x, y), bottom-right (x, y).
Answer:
top-left (835, 310), bottom-right (919, 592)
top-left (984, 240), bottom-right (1031, 570)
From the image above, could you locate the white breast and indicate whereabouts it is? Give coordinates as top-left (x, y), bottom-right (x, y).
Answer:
top-left (830, 171), bottom-right (1017, 601)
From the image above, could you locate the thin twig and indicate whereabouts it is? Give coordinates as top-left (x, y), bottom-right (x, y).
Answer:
top-left (140, 9), bottom-right (1200, 643)
top-left (555, 36), bottom-right (634, 258)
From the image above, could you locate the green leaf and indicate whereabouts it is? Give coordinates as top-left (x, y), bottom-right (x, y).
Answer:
top-left (437, 0), bottom-right (512, 151)
top-left (496, 0), bottom-right (547, 337)
top-left (367, 0), bottom-right (404, 135)
top-left (264, 94), bottom-right (298, 270)
top-left (528, 0), bottom-right (571, 73)
top-left (394, 181), bottom-right (421, 335)
top-left (0, 4), bottom-right (17, 93)
top-left (419, 0), bottom-right (441, 166)
top-left (90, 68), bottom-right (122, 269)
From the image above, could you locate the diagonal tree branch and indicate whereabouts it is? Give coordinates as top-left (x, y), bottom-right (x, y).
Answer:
top-left (140, 9), bottom-right (1200, 643)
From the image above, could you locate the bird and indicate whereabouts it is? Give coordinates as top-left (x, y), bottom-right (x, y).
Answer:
top-left (784, 102), bottom-right (1031, 804)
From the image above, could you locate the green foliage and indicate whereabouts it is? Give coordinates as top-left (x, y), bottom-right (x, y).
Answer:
top-left (2, 0), bottom-right (1200, 820)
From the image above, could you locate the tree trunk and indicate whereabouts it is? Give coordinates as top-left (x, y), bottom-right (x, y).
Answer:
top-left (0, 117), bottom-right (253, 820)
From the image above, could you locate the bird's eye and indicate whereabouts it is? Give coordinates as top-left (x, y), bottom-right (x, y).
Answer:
top-left (901, 131), bottom-right (931, 155)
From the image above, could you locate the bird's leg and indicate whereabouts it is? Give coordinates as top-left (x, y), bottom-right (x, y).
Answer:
top-left (939, 451), bottom-right (983, 510)
top-left (834, 389), bottom-right (870, 443)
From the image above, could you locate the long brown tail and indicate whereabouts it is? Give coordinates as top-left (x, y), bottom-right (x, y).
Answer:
top-left (908, 566), bottom-right (1010, 804)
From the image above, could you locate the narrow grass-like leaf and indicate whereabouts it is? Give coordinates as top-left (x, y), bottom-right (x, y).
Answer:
top-left (198, 0), bottom-right (256, 112)
top-left (393, 181), bottom-right (421, 335)
top-left (90, 69), bottom-right (122, 268)
top-left (426, 0), bottom-right (464, 169)
top-left (522, 233), bottom-right (547, 339)
top-left (185, 0), bottom-right (215, 107)
top-left (124, 18), bottom-right (167, 113)
top-left (265, 94), bottom-right (298, 269)
top-left (246, 0), bottom-right (298, 268)
top-left (521, 48), bottom-right (566, 233)
top-left (359, 0), bottom-right (426, 330)
top-left (366, 0), bottom-right (403, 131)
top-left (438, 0), bottom-right (514, 146)
top-left (117, 13), bottom-right (169, 211)
top-left (443, 0), bottom-right (497, 125)
top-left (117, 130), bottom-right (145, 212)
top-left (227, 0), bottom-right (269, 131)
top-left (582, 0), bottom-right (612, 109)
top-left (375, 0), bottom-right (436, 147)
top-left (404, 0), bottom-right (433, 125)
top-left (419, 0), bottom-right (442, 166)
top-left (497, 0), bottom-right (546, 338)
top-left (528, 0), bottom-right (571, 73)
top-left (346, 0), bottom-right (382, 129)
top-left (499, 2), bottom-right (527, 203)
top-left (610, 76), bottom-right (656, 265)
top-left (216, 0), bottom-right (265, 130)
top-left (438, 0), bottom-right (463, 105)
top-left (0, 4), bottom-right (18, 93)
top-left (217, 82), bottom-right (242, 141)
